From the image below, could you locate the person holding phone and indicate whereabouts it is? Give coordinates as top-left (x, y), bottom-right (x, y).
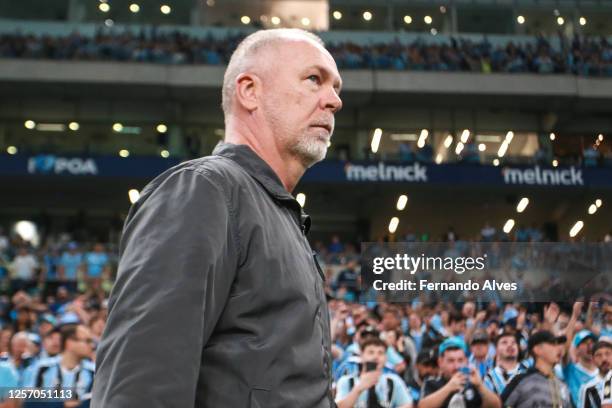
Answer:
top-left (336, 337), bottom-right (413, 408)
top-left (419, 337), bottom-right (501, 408)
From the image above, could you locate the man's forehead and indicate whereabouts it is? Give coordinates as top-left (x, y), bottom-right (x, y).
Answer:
top-left (274, 39), bottom-right (341, 80)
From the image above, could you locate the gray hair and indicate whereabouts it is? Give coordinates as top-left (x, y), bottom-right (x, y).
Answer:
top-left (221, 28), bottom-right (325, 117)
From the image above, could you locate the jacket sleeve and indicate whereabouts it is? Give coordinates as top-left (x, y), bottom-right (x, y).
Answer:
top-left (91, 168), bottom-right (239, 407)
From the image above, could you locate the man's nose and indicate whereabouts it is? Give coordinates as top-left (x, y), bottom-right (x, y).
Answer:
top-left (323, 87), bottom-right (342, 113)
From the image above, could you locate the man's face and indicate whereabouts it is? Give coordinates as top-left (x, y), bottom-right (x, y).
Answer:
top-left (534, 342), bottom-right (562, 366)
top-left (43, 332), bottom-right (61, 356)
top-left (259, 39), bottom-right (342, 168)
top-left (361, 345), bottom-right (387, 369)
top-left (417, 363), bottom-right (438, 379)
top-left (497, 335), bottom-right (519, 360)
top-left (577, 338), bottom-right (595, 362)
top-left (593, 347), bottom-right (612, 375)
top-left (471, 342), bottom-right (489, 360)
top-left (68, 326), bottom-right (94, 359)
top-left (450, 319), bottom-right (466, 335)
top-left (439, 349), bottom-right (467, 378)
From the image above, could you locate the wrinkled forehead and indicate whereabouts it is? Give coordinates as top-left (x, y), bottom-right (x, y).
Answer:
top-left (266, 38), bottom-right (341, 78)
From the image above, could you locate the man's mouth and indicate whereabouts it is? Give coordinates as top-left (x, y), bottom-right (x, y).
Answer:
top-left (311, 123), bottom-right (332, 133)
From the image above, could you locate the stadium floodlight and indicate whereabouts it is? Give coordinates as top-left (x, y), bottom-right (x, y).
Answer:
top-left (128, 189), bottom-right (140, 204)
top-left (363, 11), bottom-right (372, 21)
top-left (396, 195), bottom-right (408, 211)
top-left (440, 6), bottom-right (447, 13)
top-left (598, 134), bottom-right (604, 142)
top-left (588, 204), bottom-right (597, 215)
top-left (296, 193), bottom-right (306, 208)
top-left (497, 141), bottom-right (508, 157)
top-left (160, 5), bottom-right (171, 14)
top-left (301, 17), bottom-right (310, 26)
top-left (15, 221), bottom-right (37, 243)
top-left (404, 15), bottom-right (412, 24)
top-left (444, 134), bottom-right (453, 148)
top-left (517, 15), bottom-right (525, 24)
top-left (36, 123), bottom-right (66, 132)
top-left (557, 17), bottom-right (564, 25)
top-left (371, 128), bottom-right (382, 153)
top-left (241, 16), bottom-right (251, 24)
top-left (24, 120), bottom-right (36, 129)
top-left (552, 159), bottom-right (559, 167)
top-left (119, 149), bottom-right (130, 158)
top-left (595, 199), bottom-right (602, 208)
top-left (333, 11), bottom-right (342, 20)
top-left (505, 131), bottom-right (514, 142)
top-left (129, 3), bottom-right (140, 13)
top-left (549, 133), bottom-right (556, 141)
top-left (417, 129), bottom-right (428, 148)
top-left (388, 217), bottom-right (399, 234)
top-left (516, 197), bottom-right (529, 213)
top-left (478, 143), bottom-right (486, 152)
top-left (503, 219), bottom-right (515, 234)
top-left (113, 123), bottom-right (123, 132)
top-left (430, 29), bottom-right (438, 36)
top-left (569, 221), bottom-right (584, 238)
top-left (105, 19), bottom-right (114, 27)
top-left (99, 3), bottom-right (110, 12)
top-left (493, 158), bottom-right (500, 166)
top-left (271, 16), bottom-right (281, 25)
top-left (460, 129), bottom-right (470, 143)
top-left (579, 17), bottom-right (587, 26)
top-left (160, 150), bottom-right (170, 158)
top-left (156, 124), bottom-right (168, 133)
top-left (455, 142), bottom-right (464, 155)
top-left (68, 122), bottom-right (79, 131)
top-left (435, 154), bottom-right (443, 164)
top-left (424, 16), bottom-right (433, 25)
top-left (7, 146), bottom-right (17, 155)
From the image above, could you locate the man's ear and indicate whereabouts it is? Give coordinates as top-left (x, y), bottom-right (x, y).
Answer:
top-left (234, 72), bottom-right (260, 112)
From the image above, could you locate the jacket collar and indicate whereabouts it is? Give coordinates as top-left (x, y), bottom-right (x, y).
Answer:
top-left (213, 142), bottom-right (311, 234)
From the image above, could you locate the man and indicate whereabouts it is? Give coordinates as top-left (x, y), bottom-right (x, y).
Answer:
top-left (484, 332), bottom-right (525, 395)
top-left (501, 330), bottom-right (572, 407)
top-left (58, 242), bottom-right (83, 293)
top-left (92, 28), bottom-right (343, 407)
top-left (419, 337), bottom-right (501, 408)
top-left (469, 330), bottom-right (493, 378)
top-left (25, 324), bottom-right (95, 406)
top-left (9, 247), bottom-right (38, 293)
top-left (336, 337), bottom-right (413, 408)
top-left (563, 329), bottom-right (599, 406)
top-left (578, 340), bottom-right (612, 408)
top-left (405, 348), bottom-right (438, 405)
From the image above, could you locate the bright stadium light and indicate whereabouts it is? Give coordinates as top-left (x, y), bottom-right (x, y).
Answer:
top-left (160, 5), bottom-right (171, 14)
top-left (424, 15), bottom-right (433, 24)
top-left (517, 15), bottom-right (525, 24)
top-left (516, 197), bottom-right (529, 213)
top-left (505, 131), bottom-right (514, 142)
top-left (68, 122), bottom-right (79, 131)
top-left (460, 129), bottom-right (470, 143)
top-left (579, 17), bottom-right (587, 26)
top-left (301, 17), bottom-right (310, 26)
top-left (371, 128), bottom-right (382, 153)
top-left (271, 16), bottom-right (281, 25)
top-left (497, 141), bottom-right (508, 157)
top-left (435, 154), bottom-right (443, 164)
top-left (388, 217), bottom-right (399, 234)
top-left (105, 19), bottom-right (114, 27)
top-left (588, 204), bottom-right (597, 215)
top-left (596, 199), bottom-right (602, 208)
top-left (363, 11), bottom-right (373, 21)
top-left (99, 3), bottom-right (110, 12)
top-left (15, 221), bottom-right (38, 243)
top-left (557, 17), bottom-right (564, 25)
top-left (396, 195), bottom-right (408, 211)
top-left (113, 123), bottom-right (123, 132)
top-left (128, 189), bottom-right (140, 204)
top-left (569, 220), bottom-right (584, 238)
top-left (119, 149), bottom-right (130, 158)
top-left (598, 134), bottom-right (604, 142)
top-left (430, 28), bottom-right (438, 36)
top-left (404, 15), bottom-right (412, 24)
top-left (493, 158), bottom-right (500, 166)
top-left (24, 120), bottom-right (36, 129)
top-left (333, 11), bottom-right (342, 20)
top-left (129, 3), bottom-right (140, 13)
top-left (478, 143), bottom-right (486, 152)
top-left (160, 149), bottom-right (170, 158)
top-left (503, 219), bottom-right (515, 234)
top-left (455, 142), bottom-right (464, 155)
top-left (552, 159), bottom-right (559, 167)
top-left (241, 16), bottom-right (251, 24)
top-left (296, 193), bottom-right (306, 208)
top-left (156, 124), bottom-right (167, 133)
top-left (549, 132), bottom-right (556, 141)
top-left (444, 134), bottom-right (453, 148)
top-left (7, 146), bottom-right (18, 155)
top-left (417, 129), bottom-right (428, 148)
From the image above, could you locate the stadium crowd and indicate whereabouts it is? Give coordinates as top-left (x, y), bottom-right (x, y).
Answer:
top-left (1, 29), bottom-right (612, 76)
top-left (0, 226), bottom-right (610, 407)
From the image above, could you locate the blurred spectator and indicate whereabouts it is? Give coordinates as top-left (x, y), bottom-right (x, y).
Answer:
top-left (58, 242), bottom-right (83, 294)
top-left (9, 247), bottom-right (38, 293)
top-left (84, 243), bottom-right (109, 291)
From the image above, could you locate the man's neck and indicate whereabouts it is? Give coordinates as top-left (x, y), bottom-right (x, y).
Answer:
top-left (498, 358), bottom-right (518, 371)
top-left (60, 353), bottom-right (80, 371)
top-left (578, 357), bottom-right (596, 371)
top-left (225, 122), bottom-right (305, 193)
top-left (534, 359), bottom-right (553, 376)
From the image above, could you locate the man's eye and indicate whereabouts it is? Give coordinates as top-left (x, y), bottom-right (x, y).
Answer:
top-left (308, 75), bottom-right (320, 84)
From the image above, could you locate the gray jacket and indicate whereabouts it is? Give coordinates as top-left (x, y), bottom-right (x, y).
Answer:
top-left (92, 143), bottom-right (334, 408)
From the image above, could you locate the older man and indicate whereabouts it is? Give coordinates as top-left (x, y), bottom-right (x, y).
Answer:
top-left (92, 28), bottom-right (342, 407)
